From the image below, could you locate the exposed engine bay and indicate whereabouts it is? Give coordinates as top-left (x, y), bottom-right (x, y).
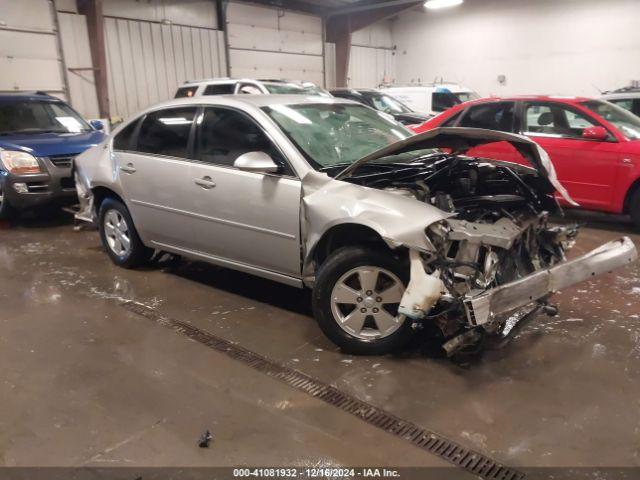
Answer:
top-left (320, 141), bottom-right (635, 356)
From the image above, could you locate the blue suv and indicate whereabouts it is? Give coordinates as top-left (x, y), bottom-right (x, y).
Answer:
top-left (0, 92), bottom-right (106, 219)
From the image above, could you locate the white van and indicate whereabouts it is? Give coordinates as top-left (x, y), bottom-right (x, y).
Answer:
top-left (379, 83), bottom-right (478, 116)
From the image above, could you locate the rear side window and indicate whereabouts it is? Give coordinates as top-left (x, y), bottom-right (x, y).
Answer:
top-left (459, 102), bottom-right (515, 132)
top-left (174, 86), bottom-right (198, 98)
top-left (203, 83), bottom-right (235, 95)
top-left (113, 119), bottom-right (139, 150)
top-left (136, 107), bottom-right (197, 158)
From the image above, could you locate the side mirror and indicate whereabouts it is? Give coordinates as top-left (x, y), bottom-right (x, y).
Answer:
top-left (90, 119), bottom-right (105, 131)
top-left (582, 126), bottom-right (608, 141)
top-left (233, 151), bottom-right (279, 173)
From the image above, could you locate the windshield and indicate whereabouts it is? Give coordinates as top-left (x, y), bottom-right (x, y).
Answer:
top-left (262, 103), bottom-right (412, 169)
top-left (366, 93), bottom-right (413, 114)
top-left (301, 85), bottom-right (333, 98)
top-left (581, 100), bottom-right (640, 140)
top-left (0, 100), bottom-right (91, 135)
top-left (263, 83), bottom-right (307, 94)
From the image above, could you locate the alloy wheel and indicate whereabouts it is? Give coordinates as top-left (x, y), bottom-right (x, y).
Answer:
top-left (330, 266), bottom-right (405, 340)
top-left (103, 209), bottom-right (132, 257)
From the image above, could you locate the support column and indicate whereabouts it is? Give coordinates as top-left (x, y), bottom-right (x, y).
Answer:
top-left (77, 0), bottom-right (109, 119)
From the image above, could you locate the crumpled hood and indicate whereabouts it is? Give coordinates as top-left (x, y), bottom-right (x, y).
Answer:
top-left (335, 127), bottom-right (578, 206)
top-left (0, 130), bottom-right (106, 157)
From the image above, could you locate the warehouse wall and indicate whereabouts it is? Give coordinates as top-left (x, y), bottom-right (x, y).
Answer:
top-left (226, 2), bottom-right (324, 86)
top-left (348, 22), bottom-right (396, 88)
top-left (0, 0), bottom-right (67, 96)
top-left (392, 0), bottom-right (640, 97)
top-left (102, 0), bottom-right (224, 120)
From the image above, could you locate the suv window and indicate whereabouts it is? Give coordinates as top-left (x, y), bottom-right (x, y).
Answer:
top-left (458, 102), bottom-right (515, 132)
top-left (135, 107), bottom-right (197, 158)
top-left (237, 84), bottom-right (263, 94)
top-left (196, 107), bottom-right (291, 175)
top-left (203, 83), bottom-right (235, 95)
top-left (432, 92), bottom-right (459, 112)
top-left (113, 119), bottom-right (139, 151)
top-left (524, 103), bottom-right (598, 138)
top-left (174, 86), bottom-right (198, 98)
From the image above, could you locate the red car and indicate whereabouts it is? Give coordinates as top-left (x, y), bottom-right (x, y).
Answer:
top-left (413, 96), bottom-right (640, 227)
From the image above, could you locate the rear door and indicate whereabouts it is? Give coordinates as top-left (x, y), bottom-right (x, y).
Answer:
top-left (115, 106), bottom-right (198, 248)
top-left (520, 101), bottom-right (620, 210)
top-left (456, 101), bottom-right (519, 162)
top-left (188, 106), bottom-right (302, 277)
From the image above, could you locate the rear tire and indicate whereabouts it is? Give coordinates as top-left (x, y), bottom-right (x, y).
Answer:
top-left (630, 188), bottom-right (640, 229)
top-left (98, 198), bottom-right (153, 268)
top-left (312, 246), bottom-right (414, 355)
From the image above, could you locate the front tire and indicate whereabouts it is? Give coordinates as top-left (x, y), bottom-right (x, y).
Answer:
top-left (630, 188), bottom-right (640, 229)
top-left (0, 184), bottom-right (15, 220)
top-left (98, 198), bottom-right (153, 268)
top-left (312, 247), bottom-right (414, 355)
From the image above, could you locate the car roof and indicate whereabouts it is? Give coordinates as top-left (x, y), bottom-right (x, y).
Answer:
top-left (0, 91), bottom-right (61, 102)
top-left (602, 92), bottom-right (640, 100)
top-left (461, 95), bottom-right (594, 105)
top-left (142, 94), bottom-right (356, 111)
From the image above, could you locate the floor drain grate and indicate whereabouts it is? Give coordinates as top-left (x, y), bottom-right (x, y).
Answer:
top-left (121, 300), bottom-right (525, 480)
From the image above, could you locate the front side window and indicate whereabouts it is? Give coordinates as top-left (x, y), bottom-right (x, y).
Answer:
top-left (196, 107), bottom-right (290, 174)
top-left (432, 92), bottom-right (459, 112)
top-left (262, 103), bottom-right (411, 170)
top-left (524, 103), bottom-right (600, 139)
top-left (113, 119), bottom-right (139, 151)
top-left (581, 100), bottom-right (640, 140)
top-left (135, 107), bottom-right (197, 158)
top-left (174, 86), bottom-right (198, 98)
top-left (458, 102), bottom-right (515, 132)
top-left (0, 100), bottom-right (91, 135)
top-left (238, 84), bottom-right (263, 94)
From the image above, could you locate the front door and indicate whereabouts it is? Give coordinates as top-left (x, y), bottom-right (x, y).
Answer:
top-left (520, 101), bottom-right (620, 210)
top-left (188, 107), bottom-right (301, 277)
top-left (115, 106), bottom-right (198, 248)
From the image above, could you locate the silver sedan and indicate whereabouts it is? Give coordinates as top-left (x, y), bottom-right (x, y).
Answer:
top-left (74, 95), bottom-right (637, 356)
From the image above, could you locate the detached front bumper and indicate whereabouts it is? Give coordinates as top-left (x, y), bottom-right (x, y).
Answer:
top-left (464, 237), bottom-right (638, 326)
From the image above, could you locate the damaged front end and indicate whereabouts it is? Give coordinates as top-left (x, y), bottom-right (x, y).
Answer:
top-left (328, 128), bottom-right (638, 356)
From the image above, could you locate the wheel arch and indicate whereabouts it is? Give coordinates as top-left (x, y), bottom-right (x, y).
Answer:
top-left (623, 177), bottom-right (640, 214)
top-left (92, 185), bottom-right (126, 214)
top-left (306, 222), bottom-right (406, 277)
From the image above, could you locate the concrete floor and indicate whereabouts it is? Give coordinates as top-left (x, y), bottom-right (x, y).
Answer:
top-left (0, 210), bottom-right (639, 472)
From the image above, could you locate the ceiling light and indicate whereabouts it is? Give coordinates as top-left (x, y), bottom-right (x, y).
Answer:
top-left (424, 0), bottom-right (463, 9)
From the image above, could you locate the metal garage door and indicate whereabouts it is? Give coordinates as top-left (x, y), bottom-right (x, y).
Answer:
top-left (0, 0), bottom-right (67, 96)
top-left (104, 16), bottom-right (226, 120)
top-left (226, 2), bottom-right (324, 86)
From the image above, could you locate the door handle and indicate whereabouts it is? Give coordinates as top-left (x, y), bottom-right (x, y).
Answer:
top-left (120, 163), bottom-right (137, 174)
top-left (194, 176), bottom-right (216, 189)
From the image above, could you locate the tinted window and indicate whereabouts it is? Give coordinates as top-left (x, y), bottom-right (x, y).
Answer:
top-left (113, 119), bottom-right (139, 150)
top-left (524, 103), bottom-right (600, 139)
top-left (174, 86), bottom-right (198, 98)
top-left (442, 110), bottom-right (462, 127)
top-left (432, 92), bottom-right (459, 112)
top-left (136, 108), bottom-right (196, 157)
top-left (203, 83), bottom-right (235, 95)
top-left (196, 107), bottom-right (291, 174)
top-left (459, 102), bottom-right (515, 132)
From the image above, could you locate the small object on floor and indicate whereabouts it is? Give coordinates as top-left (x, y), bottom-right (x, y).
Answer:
top-left (198, 429), bottom-right (213, 448)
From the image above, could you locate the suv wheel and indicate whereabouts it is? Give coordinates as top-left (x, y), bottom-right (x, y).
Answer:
top-left (312, 246), bottom-right (414, 355)
top-left (0, 184), bottom-right (15, 220)
top-left (630, 188), bottom-right (640, 229)
top-left (99, 198), bottom-right (153, 268)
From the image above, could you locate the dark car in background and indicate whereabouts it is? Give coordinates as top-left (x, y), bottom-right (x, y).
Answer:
top-left (0, 92), bottom-right (106, 219)
top-left (330, 88), bottom-right (432, 126)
